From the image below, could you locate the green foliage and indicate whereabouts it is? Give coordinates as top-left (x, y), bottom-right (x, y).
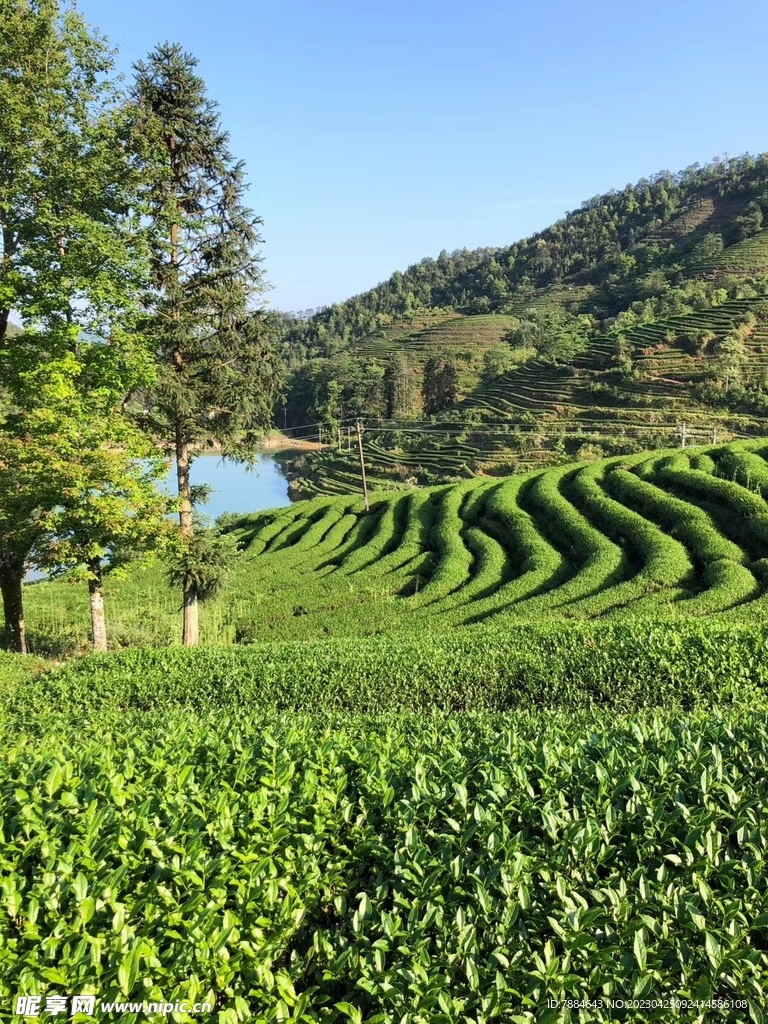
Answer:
top-left (2, 640), bottom-right (768, 1018)
top-left (0, 650), bottom-right (48, 689)
top-left (480, 342), bottom-right (517, 383)
top-left (407, 481), bottom-right (477, 604)
top-left (422, 356), bottom-right (459, 415)
top-left (514, 465), bottom-right (625, 615)
top-left (0, 2), bottom-right (183, 653)
top-left (0, 344), bottom-right (171, 653)
top-left (131, 42), bottom-right (284, 643)
top-left (691, 232), bottom-right (725, 262)
top-left (285, 355), bottom-right (388, 430)
top-left (572, 458), bottom-right (693, 611)
top-left (506, 308), bottom-right (594, 364)
top-left (0, 0), bottom-right (149, 352)
top-left (132, 42), bottom-right (283, 456)
top-left (166, 528), bottom-right (239, 603)
top-left (382, 351), bottom-right (419, 418)
top-left (24, 441), bottom-right (768, 653)
top-left (731, 201), bottom-right (764, 242)
top-left (289, 288), bottom-right (768, 498)
top-left (8, 440), bottom-right (768, 1018)
top-left (8, 621), bottom-right (768, 718)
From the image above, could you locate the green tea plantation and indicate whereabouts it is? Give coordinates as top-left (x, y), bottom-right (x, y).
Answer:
top-left (4, 441), bottom-right (768, 1022)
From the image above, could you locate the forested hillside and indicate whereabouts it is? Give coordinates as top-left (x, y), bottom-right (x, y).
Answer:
top-left (277, 154), bottom-right (768, 495)
top-left (281, 154), bottom-right (768, 360)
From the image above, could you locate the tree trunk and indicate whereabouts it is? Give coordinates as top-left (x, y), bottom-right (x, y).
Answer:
top-left (167, 136), bottom-right (198, 646)
top-left (1, 223), bottom-right (18, 345)
top-left (0, 567), bottom-right (27, 654)
top-left (175, 424), bottom-right (199, 646)
top-left (87, 557), bottom-right (108, 652)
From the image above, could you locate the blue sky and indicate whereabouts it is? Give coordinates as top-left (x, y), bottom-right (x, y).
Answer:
top-left (79, 0), bottom-right (768, 312)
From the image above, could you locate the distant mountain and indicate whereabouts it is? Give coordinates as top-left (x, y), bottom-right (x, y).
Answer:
top-left (280, 154), bottom-right (768, 368)
top-left (275, 154), bottom-right (768, 496)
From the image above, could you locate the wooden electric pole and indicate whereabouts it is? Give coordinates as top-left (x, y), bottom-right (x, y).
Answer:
top-left (356, 418), bottom-right (370, 512)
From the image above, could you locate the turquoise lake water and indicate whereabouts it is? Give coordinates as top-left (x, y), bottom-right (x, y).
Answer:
top-left (25, 454), bottom-right (291, 582)
top-left (165, 453), bottom-right (291, 521)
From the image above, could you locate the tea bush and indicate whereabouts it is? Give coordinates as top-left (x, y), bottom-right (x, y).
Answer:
top-left (24, 441), bottom-right (768, 652)
top-left (1, 706), bottom-right (767, 1022)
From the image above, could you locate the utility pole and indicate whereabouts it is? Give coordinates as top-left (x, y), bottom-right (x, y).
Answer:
top-left (347, 426), bottom-right (351, 452)
top-left (356, 418), bottom-right (370, 512)
top-left (712, 425), bottom-right (718, 444)
top-left (319, 425), bottom-right (323, 445)
top-left (338, 424), bottom-right (342, 449)
top-left (680, 422), bottom-right (687, 448)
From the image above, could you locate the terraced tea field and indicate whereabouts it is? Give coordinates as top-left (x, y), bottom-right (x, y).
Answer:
top-left (21, 439), bottom-right (768, 652)
top-left (288, 298), bottom-right (768, 497)
top-left (346, 312), bottom-right (521, 394)
top-left (467, 297), bottom-right (768, 426)
top-left (213, 440), bottom-right (768, 640)
top-left (8, 441), bottom-right (768, 1021)
top-left (694, 229), bottom-right (768, 274)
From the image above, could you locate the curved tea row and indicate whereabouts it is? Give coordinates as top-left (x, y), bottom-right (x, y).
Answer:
top-left (226, 440), bottom-right (768, 633)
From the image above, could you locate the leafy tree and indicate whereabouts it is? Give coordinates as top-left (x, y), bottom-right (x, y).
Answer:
top-left (316, 377), bottom-right (343, 435)
top-left (132, 43), bottom-right (283, 646)
top-left (0, 422), bottom-right (59, 654)
top-left (682, 326), bottom-right (716, 356)
top-left (713, 334), bottom-right (748, 393)
top-left (611, 335), bottom-right (634, 378)
top-left (0, 0), bottom-right (147, 352)
top-left (1, 346), bottom-right (169, 653)
top-left (282, 355), bottom-right (386, 428)
top-left (731, 201), bottom-right (763, 242)
top-left (506, 309), bottom-right (593, 364)
top-left (165, 526), bottom-right (238, 607)
top-left (691, 232), bottom-right (724, 262)
top-left (481, 344), bottom-right (517, 384)
top-left (0, 0), bottom-right (155, 652)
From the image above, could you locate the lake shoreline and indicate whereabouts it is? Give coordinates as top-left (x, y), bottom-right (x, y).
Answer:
top-left (159, 432), bottom-right (328, 458)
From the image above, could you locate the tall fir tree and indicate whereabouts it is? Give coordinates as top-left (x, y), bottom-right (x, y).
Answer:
top-left (132, 43), bottom-right (282, 646)
top-left (383, 352), bottom-right (415, 418)
top-left (422, 357), bottom-right (458, 416)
